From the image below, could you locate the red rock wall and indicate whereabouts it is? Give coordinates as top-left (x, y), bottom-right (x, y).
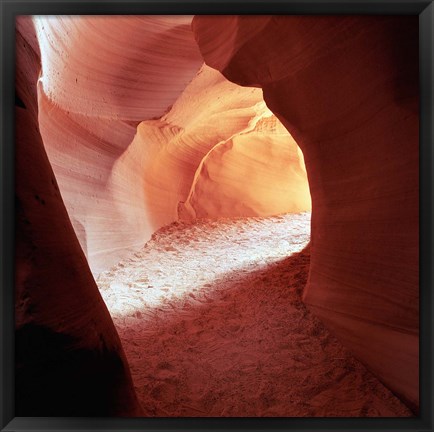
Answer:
top-left (17, 13), bottom-right (417, 414)
top-left (118, 65), bottom-right (310, 230)
top-left (35, 17), bottom-right (311, 274)
top-left (15, 17), bottom-right (142, 416)
top-left (16, 16), bottom-right (311, 414)
top-left (192, 15), bottom-right (419, 411)
top-left (34, 16), bottom-right (204, 274)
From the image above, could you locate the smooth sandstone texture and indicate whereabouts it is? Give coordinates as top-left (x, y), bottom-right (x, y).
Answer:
top-left (15, 17), bottom-right (142, 416)
top-left (117, 65), bottom-right (310, 232)
top-left (35, 16), bottom-right (203, 121)
top-left (192, 15), bottom-right (419, 411)
top-left (35, 15), bottom-right (311, 274)
top-left (17, 13), bottom-right (417, 416)
top-left (184, 130), bottom-right (310, 219)
top-left (35, 16), bottom-right (204, 274)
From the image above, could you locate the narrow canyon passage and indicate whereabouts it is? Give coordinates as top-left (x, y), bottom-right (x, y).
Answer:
top-left (96, 213), bottom-right (411, 417)
top-left (14, 15), bottom-right (419, 418)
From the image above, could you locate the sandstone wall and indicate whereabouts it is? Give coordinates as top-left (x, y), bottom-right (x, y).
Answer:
top-left (192, 15), bottom-right (419, 411)
top-left (15, 17), bottom-right (142, 416)
top-left (35, 17), bottom-right (310, 274)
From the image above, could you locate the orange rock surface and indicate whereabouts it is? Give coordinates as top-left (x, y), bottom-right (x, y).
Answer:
top-left (15, 14), bottom-right (419, 416)
top-left (35, 16), bottom-right (204, 274)
top-left (35, 17), bottom-right (311, 273)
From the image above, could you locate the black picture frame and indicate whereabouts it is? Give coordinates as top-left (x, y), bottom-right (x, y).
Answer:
top-left (1, 1), bottom-right (433, 431)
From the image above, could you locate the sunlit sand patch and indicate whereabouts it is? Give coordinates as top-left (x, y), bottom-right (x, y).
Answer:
top-left (96, 212), bottom-right (411, 417)
top-left (97, 212), bottom-right (311, 317)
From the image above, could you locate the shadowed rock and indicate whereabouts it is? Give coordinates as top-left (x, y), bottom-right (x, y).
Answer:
top-left (192, 15), bottom-right (419, 412)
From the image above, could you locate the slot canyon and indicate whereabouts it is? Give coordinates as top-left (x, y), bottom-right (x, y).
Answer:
top-left (15, 15), bottom-right (418, 417)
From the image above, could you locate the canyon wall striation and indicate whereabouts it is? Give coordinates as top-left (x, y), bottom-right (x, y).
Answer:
top-left (35, 16), bottom-right (310, 274)
top-left (192, 15), bottom-right (419, 411)
top-left (15, 14), bottom-right (418, 415)
top-left (15, 17), bottom-right (142, 416)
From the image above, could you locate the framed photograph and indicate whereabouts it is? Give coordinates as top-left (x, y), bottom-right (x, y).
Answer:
top-left (1, 1), bottom-right (433, 431)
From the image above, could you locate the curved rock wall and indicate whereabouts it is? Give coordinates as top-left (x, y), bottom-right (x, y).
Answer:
top-left (35, 16), bottom-right (204, 274)
top-left (192, 15), bottom-right (419, 411)
top-left (19, 13), bottom-right (418, 415)
top-left (15, 17), bottom-right (141, 416)
top-left (183, 117), bottom-right (310, 219)
top-left (36, 16), bottom-right (203, 120)
top-left (35, 16), bottom-right (311, 274)
top-left (115, 64), bottom-right (310, 231)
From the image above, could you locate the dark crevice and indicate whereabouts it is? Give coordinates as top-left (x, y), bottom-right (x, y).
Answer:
top-left (15, 91), bottom-right (27, 109)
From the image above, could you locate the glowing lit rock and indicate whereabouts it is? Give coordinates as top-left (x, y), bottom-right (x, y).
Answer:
top-left (114, 64), bottom-right (310, 234)
top-left (35, 16), bottom-right (310, 275)
top-left (193, 15), bottom-right (419, 412)
top-left (182, 118), bottom-right (311, 219)
top-left (34, 15), bottom-right (204, 274)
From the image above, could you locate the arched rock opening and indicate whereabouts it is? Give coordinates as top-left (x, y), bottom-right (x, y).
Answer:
top-left (15, 14), bottom-right (418, 416)
top-left (35, 15), bottom-right (311, 274)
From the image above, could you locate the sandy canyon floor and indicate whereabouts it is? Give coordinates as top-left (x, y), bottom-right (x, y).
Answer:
top-left (96, 212), bottom-right (412, 417)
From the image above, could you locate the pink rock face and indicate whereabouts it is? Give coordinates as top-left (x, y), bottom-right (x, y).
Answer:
top-left (117, 65), bottom-right (310, 231)
top-left (35, 16), bottom-right (203, 120)
top-left (15, 17), bottom-right (141, 417)
top-left (34, 16), bottom-right (204, 274)
top-left (16, 15), bottom-right (312, 415)
top-left (35, 17), bottom-right (311, 273)
top-left (16, 13), bottom-right (418, 417)
top-left (192, 15), bottom-right (419, 412)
